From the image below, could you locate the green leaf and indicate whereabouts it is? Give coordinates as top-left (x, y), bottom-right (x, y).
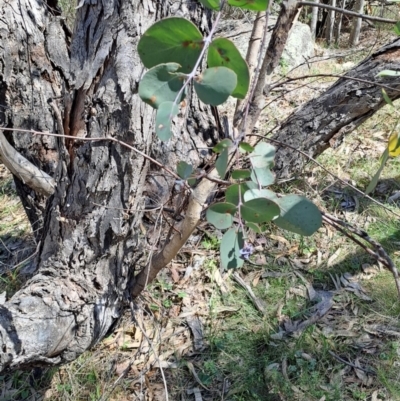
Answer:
top-left (244, 181), bottom-right (258, 190)
top-left (376, 70), bottom-right (400, 77)
top-left (187, 177), bottom-right (197, 187)
top-left (206, 202), bottom-right (236, 230)
top-left (198, 0), bottom-right (221, 10)
top-left (220, 228), bottom-right (245, 269)
top-left (232, 169), bottom-right (251, 180)
top-left (249, 142), bottom-right (275, 169)
top-left (241, 198), bottom-right (280, 223)
top-left (228, 0), bottom-right (268, 11)
top-left (382, 88), bottom-right (394, 108)
top-left (273, 195), bottom-right (322, 236)
top-left (138, 18), bottom-right (204, 73)
top-left (177, 161), bottom-right (193, 179)
top-left (225, 183), bottom-right (248, 205)
top-left (139, 63), bottom-right (185, 109)
top-left (239, 142), bottom-right (254, 153)
top-left (216, 148), bottom-right (228, 178)
top-left (155, 101), bottom-right (179, 141)
top-left (213, 138), bottom-right (233, 153)
top-left (366, 148), bottom-right (389, 194)
top-left (243, 188), bottom-right (278, 202)
top-left (394, 21), bottom-right (400, 36)
top-left (246, 222), bottom-right (262, 234)
top-left (208, 38), bottom-right (250, 99)
top-left (194, 67), bottom-right (237, 106)
top-left (250, 167), bottom-right (275, 186)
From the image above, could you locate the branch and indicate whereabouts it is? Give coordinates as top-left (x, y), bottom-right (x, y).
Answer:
top-left (250, 133), bottom-right (400, 219)
top-left (0, 130), bottom-right (55, 197)
top-left (300, 1), bottom-right (397, 24)
top-left (322, 212), bottom-right (400, 299)
top-left (269, 73), bottom-right (400, 94)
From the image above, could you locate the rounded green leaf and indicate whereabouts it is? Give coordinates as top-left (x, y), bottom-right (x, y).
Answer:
top-left (273, 195), bottom-right (322, 236)
top-left (249, 142), bottom-right (276, 169)
top-left (213, 138), bottom-right (233, 153)
top-left (376, 70), bottom-right (400, 78)
top-left (138, 18), bottom-right (204, 73)
top-left (139, 63), bottom-right (185, 109)
top-left (226, 183), bottom-right (244, 205)
top-left (232, 169), bottom-right (251, 180)
top-left (199, 0), bottom-right (221, 10)
top-left (241, 198), bottom-right (280, 223)
top-left (246, 222), bottom-right (262, 234)
top-left (177, 161), bottom-right (193, 179)
top-left (206, 202), bottom-right (236, 229)
top-left (228, 0), bottom-right (269, 11)
top-left (251, 167), bottom-right (275, 186)
top-left (239, 142), bottom-right (254, 153)
top-left (208, 38), bottom-right (249, 99)
top-left (194, 67), bottom-right (237, 106)
top-left (244, 181), bottom-right (258, 190)
top-left (220, 228), bottom-right (245, 269)
top-left (216, 148), bottom-right (228, 179)
top-left (243, 188), bottom-right (278, 202)
top-left (156, 101), bottom-right (179, 141)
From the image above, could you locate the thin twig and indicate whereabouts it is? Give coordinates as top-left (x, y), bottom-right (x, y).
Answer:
top-left (300, 1), bottom-right (397, 23)
top-left (269, 73), bottom-right (400, 94)
top-left (249, 133), bottom-right (400, 219)
top-left (322, 212), bottom-right (400, 299)
top-left (0, 127), bottom-right (188, 189)
top-left (328, 351), bottom-right (376, 374)
top-left (131, 306), bottom-right (169, 401)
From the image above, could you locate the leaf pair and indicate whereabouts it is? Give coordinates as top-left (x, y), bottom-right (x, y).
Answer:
top-left (137, 17), bottom-right (250, 140)
top-left (213, 193), bottom-right (322, 269)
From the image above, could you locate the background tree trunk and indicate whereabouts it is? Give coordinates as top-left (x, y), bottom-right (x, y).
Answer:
top-left (0, 0), bottom-right (215, 372)
top-left (325, 0), bottom-right (336, 44)
top-left (349, 0), bottom-right (365, 46)
top-left (310, 0), bottom-right (320, 39)
top-left (335, 0), bottom-right (346, 44)
top-left (272, 38), bottom-right (400, 178)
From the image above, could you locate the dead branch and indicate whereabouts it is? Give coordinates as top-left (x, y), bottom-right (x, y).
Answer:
top-left (0, 130), bottom-right (55, 197)
top-left (322, 212), bottom-right (400, 299)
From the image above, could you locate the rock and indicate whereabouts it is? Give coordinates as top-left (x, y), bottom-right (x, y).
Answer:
top-left (216, 15), bottom-right (314, 73)
top-left (283, 22), bottom-right (315, 70)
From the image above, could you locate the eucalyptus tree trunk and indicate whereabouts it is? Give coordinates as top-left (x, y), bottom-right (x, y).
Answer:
top-left (349, 0), bottom-right (365, 46)
top-left (0, 0), bottom-right (215, 371)
top-left (310, 0), bottom-right (320, 38)
top-left (325, 0), bottom-right (336, 44)
top-left (335, 0), bottom-right (346, 44)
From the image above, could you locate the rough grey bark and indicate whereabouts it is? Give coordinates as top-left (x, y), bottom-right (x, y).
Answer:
top-left (325, 0), bottom-right (336, 44)
top-left (310, 0), bottom-right (320, 38)
top-left (335, 0), bottom-right (346, 44)
top-left (272, 38), bottom-right (400, 178)
top-left (349, 0), bottom-right (365, 46)
top-left (0, 0), bottom-right (215, 371)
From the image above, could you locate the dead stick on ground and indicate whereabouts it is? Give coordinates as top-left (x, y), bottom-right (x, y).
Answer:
top-left (328, 351), bottom-right (376, 375)
top-left (322, 212), bottom-right (400, 300)
top-left (232, 272), bottom-right (266, 313)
